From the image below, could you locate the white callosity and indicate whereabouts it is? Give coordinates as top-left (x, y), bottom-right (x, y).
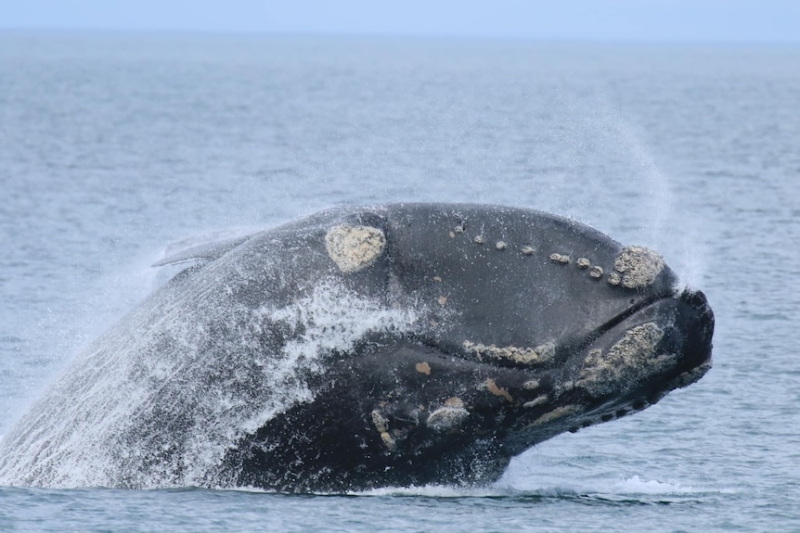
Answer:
top-left (612, 246), bottom-right (665, 289)
top-left (426, 398), bottom-right (469, 432)
top-left (576, 322), bottom-right (672, 397)
top-left (324, 225), bottom-right (387, 273)
top-left (426, 406), bottom-right (470, 432)
top-left (462, 340), bottom-right (556, 366)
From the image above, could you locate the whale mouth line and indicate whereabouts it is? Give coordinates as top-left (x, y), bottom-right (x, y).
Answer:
top-left (599, 291), bottom-right (676, 334)
top-left (564, 289), bottom-right (682, 362)
top-left (411, 290), bottom-right (687, 373)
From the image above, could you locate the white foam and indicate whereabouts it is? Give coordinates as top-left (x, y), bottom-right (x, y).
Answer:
top-left (351, 484), bottom-right (503, 498)
top-left (494, 471), bottom-right (734, 500)
top-left (0, 273), bottom-right (417, 489)
top-left (608, 474), bottom-right (695, 495)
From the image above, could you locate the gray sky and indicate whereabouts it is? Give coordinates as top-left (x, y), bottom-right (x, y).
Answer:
top-left (2, 0), bottom-right (799, 42)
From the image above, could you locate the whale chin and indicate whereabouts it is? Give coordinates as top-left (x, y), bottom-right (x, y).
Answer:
top-left (500, 287), bottom-right (714, 456)
top-left (227, 287), bottom-right (713, 492)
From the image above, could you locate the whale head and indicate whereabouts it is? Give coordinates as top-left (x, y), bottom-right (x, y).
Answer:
top-left (227, 204), bottom-right (714, 491)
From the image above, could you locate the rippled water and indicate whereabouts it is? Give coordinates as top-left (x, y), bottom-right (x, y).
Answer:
top-left (1, 32), bottom-right (799, 531)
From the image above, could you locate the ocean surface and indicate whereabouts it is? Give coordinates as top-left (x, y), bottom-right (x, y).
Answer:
top-left (1, 31), bottom-right (799, 531)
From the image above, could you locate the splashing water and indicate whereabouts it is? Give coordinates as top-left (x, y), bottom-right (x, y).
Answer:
top-left (591, 98), bottom-right (709, 288)
top-left (0, 271), bottom-right (417, 489)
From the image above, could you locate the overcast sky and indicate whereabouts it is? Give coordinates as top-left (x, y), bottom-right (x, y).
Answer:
top-left (2, 0), bottom-right (799, 43)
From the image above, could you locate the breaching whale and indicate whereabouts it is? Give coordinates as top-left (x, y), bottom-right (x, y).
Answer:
top-left (0, 204), bottom-right (714, 492)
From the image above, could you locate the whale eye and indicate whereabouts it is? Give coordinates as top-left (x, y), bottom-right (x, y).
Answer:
top-left (324, 225), bottom-right (387, 273)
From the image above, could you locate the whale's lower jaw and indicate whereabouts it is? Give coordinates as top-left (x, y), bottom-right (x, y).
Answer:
top-left (223, 289), bottom-right (713, 493)
top-left (501, 288), bottom-right (714, 456)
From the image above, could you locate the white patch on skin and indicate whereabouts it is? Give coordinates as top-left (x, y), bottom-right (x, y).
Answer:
top-left (463, 340), bottom-right (556, 366)
top-left (380, 431), bottom-right (396, 450)
top-left (324, 225), bottom-right (387, 273)
top-left (522, 380), bottom-right (540, 390)
top-left (613, 246), bottom-right (665, 289)
top-left (577, 323), bottom-right (673, 397)
top-left (371, 410), bottom-right (389, 433)
top-left (426, 405), bottom-right (469, 432)
top-left (525, 405), bottom-right (580, 428)
top-left (522, 396), bottom-right (549, 409)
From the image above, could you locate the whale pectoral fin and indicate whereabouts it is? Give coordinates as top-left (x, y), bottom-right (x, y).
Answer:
top-left (152, 231), bottom-right (258, 267)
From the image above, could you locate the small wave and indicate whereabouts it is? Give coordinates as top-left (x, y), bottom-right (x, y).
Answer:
top-left (347, 475), bottom-right (718, 500)
top-left (349, 485), bottom-right (504, 498)
top-left (609, 474), bottom-right (696, 495)
top-left (493, 473), bottom-right (737, 505)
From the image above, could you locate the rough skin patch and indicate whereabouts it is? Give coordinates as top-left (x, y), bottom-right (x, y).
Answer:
top-left (371, 410), bottom-right (389, 433)
top-left (559, 380), bottom-right (576, 393)
top-left (613, 246), bottom-right (665, 289)
top-left (415, 362), bottom-right (431, 375)
top-left (526, 405), bottom-right (580, 428)
top-left (522, 379), bottom-right (540, 390)
top-left (380, 431), bottom-right (396, 450)
top-left (444, 397), bottom-right (464, 408)
top-left (577, 323), bottom-right (672, 397)
top-left (522, 396), bottom-right (549, 409)
top-left (485, 378), bottom-right (513, 403)
top-left (463, 340), bottom-right (555, 366)
top-left (324, 225), bottom-right (387, 273)
top-left (426, 404), bottom-right (469, 432)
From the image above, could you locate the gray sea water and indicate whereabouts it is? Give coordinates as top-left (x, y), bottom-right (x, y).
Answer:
top-left (1, 31), bottom-right (799, 531)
